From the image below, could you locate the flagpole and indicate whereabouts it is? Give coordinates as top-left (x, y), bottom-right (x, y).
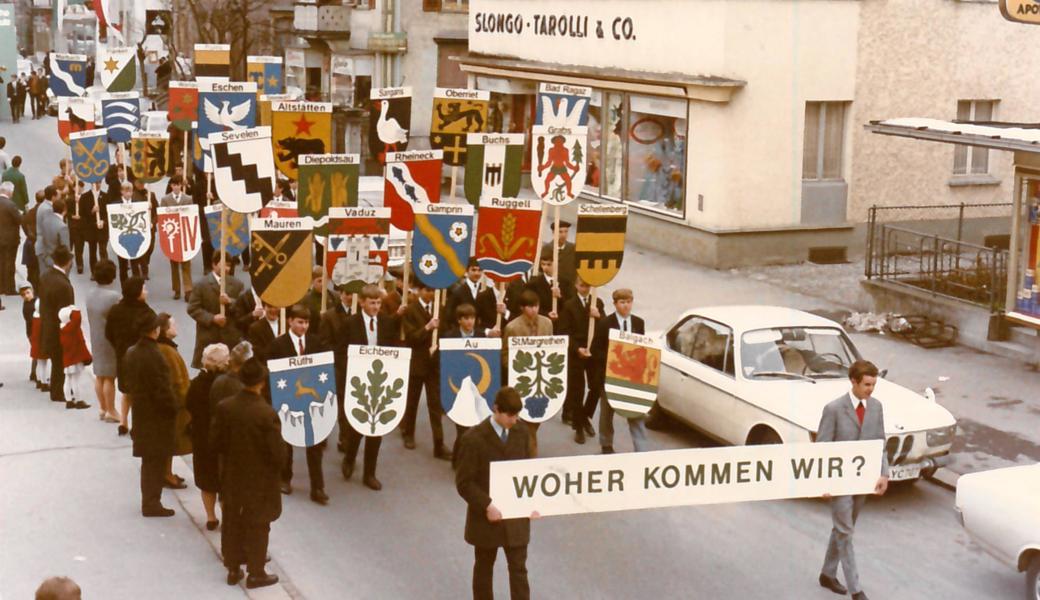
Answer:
top-left (449, 166), bottom-right (458, 202)
top-left (532, 204), bottom-right (546, 276)
top-left (351, 292), bottom-right (358, 314)
top-left (586, 286), bottom-right (597, 352)
top-left (280, 308), bottom-right (286, 335)
top-left (182, 130), bottom-right (189, 181)
top-left (430, 288), bottom-right (441, 355)
top-left (495, 281), bottom-right (505, 331)
top-left (320, 236), bottom-right (328, 313)
top-left (551, 205), bottom-right (561, 315)
top-left (219, 205), bottom-right (227, 318)
top-left (402, 229), bottom-right (412, 341)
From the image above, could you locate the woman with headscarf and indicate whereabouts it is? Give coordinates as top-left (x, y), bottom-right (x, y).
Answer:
top-left (85, 259), bottom-right (120, 423)
top-left (186, 343), bottom-right (230, 530)
top-left (156, 312), bottom-right (191, 490)
top-left (105, 276), bottom-right (155, 436)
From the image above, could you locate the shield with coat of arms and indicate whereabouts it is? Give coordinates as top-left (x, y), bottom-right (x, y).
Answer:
top-left (440, 337), bottom-right (502, 427)
top-left (156, 204), bottom-right (202, 263)
top-left (168, 82), bottom-right (198, 132)
top-left (345, 346), bottom-right (412, 437)
top-left (97, 46), bottom-right (137, 93)
top-left (48, 53), bottom-right (88, 98)
top-left (464, 133), bottom-right (524, 205)
top-left (247, 56), bottom-right (284, 95)
top-left (384, 150), bottom-right (442, 231)
top-left (430, 88), bottom-right (489, 167)
top-left (476, 196), bottom-right (541, 283)
top-left (130, 132), bottom-right (169, 183)
top-left (58, 97), bottom-right (95, 145)
top-left (107, 201), bottom-right (152, 260)
top-left (70, 130), bottom-right (111, 184)
top-left (204, 204), bottom-right (249, 257)
top-left (604, 329), bottom-right (661, 419)
top-left (412, 203), bottom-right (474, 290)
top-left (328, 235), bottom-right (384, 292)
top-left (531, 125), bottom-right (588, 206)
top-left (509, 335), bottom-right (568, 423)
top-left (269, 351), bottom-right (338, 448)
top-left (209, 126), bottom-right (275, 213)
top-left (250, 217), bottom-right (313, 308)
top-left (196, 81), bottom-right (257, 172)
top-left (297, 154), bottom-right (359, 234)
top-left (535, 82), bottom-right (592, 127)
top-left (575, 203), bottom-right (628, 287)
top-left (369, 87), bottom-right (412, 163)
top-left (259, 200), bottom-right (298, 219)
top-left (102, 93), bottom-right (140, 144)
top-left (271, 101), bottom-right (333, 180)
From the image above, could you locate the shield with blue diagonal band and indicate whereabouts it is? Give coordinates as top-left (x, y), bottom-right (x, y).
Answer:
top-left (411, 203), bottom-right (474, 290)
top-left (268, 351), bottom-right (338, 448)
top-left (70, 129), bottom-right (111, 184)
top-left (48, 52), bottom-right (88, 98)
top-left (102, 92), bottom-right (140, 144)
top-left (440, 337), bottom-right (502, 427)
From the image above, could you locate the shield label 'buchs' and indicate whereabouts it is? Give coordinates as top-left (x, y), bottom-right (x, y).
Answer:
top-left (430, 88), bottom-right (489, 167)
top-left (530, 125), bottom-right (588, 206)
top-left (269, 351), bottom-right (338, 448)
top-left (411, 203), bottom-right (474, 290)
top-left (271, 101), bottom-right (333, 180)
top-left (204, 204), bottom-right (249, 257)
top-left (131, 131), bottom-right (169, 183)
top-left (345, 345), bottom-right (412, 437)
top-left (440, 337), bottom-right (502, 427)
top-left (604, 329), bottom-right (661, 419)
top-left (575, 203), bottom-right (628, 287)
top-left (508, 335), bottom-right (568, 423)
top-left (250, 217), bottom-right (313, 308)
top-left (107, 201), bottom-right (152, 260)
top-left (464, 133), bottom-right (524, 206)
top-left (369, 86), bottom-right (412, 163)
top-left (209, 126), bottom-right (275, 214)
top-left (70, 129), bottom-right (111, 184)
top-left (156, 205), bottom-right (202, 264)
top-left (384, 150), bottom-right (442, 231)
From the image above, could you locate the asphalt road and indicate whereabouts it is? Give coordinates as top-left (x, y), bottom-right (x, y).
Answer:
top-left (0, 115), bottom-right (1031, 599)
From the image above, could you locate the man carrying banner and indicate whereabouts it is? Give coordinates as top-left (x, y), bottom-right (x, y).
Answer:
top-left (132, 179), bottom-right (158, 280)
top-left (816, 360), bottom-right (889, 600)
top-left (401, 281), bottom-right (451, 460)
top-left (502, 291), bottom-right (554, 458)
top-left (591, 289), bottom-right (647, 454)
top-left (159, 176), bottom-right (194, 300)
top-left (455, 386), bottom-right (532, 600)
top-left (321, 285), bottom-right (354, 453)
top-left (188, 252), bottom-right (244, 369)
top-left (539, 220), bottom-right (576, 294)
top-left (77, 181), bottom-right (107, 277)
top-left (559, 277), bottom-right (603, 441)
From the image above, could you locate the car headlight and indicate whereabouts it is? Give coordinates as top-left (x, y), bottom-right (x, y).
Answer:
top-left (926, 425), bottom-right (955, 447)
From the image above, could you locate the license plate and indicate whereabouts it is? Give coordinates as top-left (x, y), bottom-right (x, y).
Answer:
top-left (888, 463), bottom-right (921, 481)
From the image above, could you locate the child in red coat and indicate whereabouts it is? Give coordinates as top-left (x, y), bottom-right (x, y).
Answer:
top-left (28, 295), bottom-right (50, 391)
top-left (59, 305), bottom-right (93, 408)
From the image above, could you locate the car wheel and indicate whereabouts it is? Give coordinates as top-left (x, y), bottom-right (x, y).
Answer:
top-left (1027, 554), bottom-right (1040, 600)
top-left (750, 428), bottom-right (782, 445)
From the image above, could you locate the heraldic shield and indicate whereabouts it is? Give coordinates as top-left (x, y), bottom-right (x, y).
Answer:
top-left (440, 338), bottom-right (502, 427)
top-left (97, 46), bottom-right (137, 93)
top-left (131, 132), bottom-right (169, 183)
top-left (269, 351), bottom-right (338, 448)
top-left (168, 82), bottom-right (198, 132)
top-left (604, 330), bottom-right (661, 419)
top-left (58, 97), bottom-right (95, 145)
top-left (108, 201), bottom-right (152, 260)
top-left (209, 126), bottom-right (275, 214)
top-left (204, 204), bottom-right (249, 257)
top-left (384, 150), bottom-right (442, 231)
top-left (297, 154), bottom-right (360, 227)
top-left (271, 101), bottom-right (333, 180)
top-left (102, 93), bottom-right (140, 144)
top-left (369, 87), bottom-right (412, 162)
top-left (260, 200), bottom-right (298, 219)
top-left (250, 217), bottom-right (313, 308)
top-left (430, 88), bottom-right (489, 167)
top-left (48, 53), bottom-right (87, 98)
top-left (575, 204), bottom-right (628, 287)
top-left (345, 345), bottom-right (412, 437)
top-left (196, 80), bottom-right (256, 172)
top-left (328, 235), bottom-right (385, 292)
top-left (70, 130), bottom-right (111, 185)
top-left (535, 82), bottom-right (592, 127)
top-left (475, 196), bottom-right (542, 283)
top-left (412, 203), bottom-right (474, 290)
top-left (157, 205), bottom-right (202, 263)
top-left (247, 56), bottom-right (283, 95)
top-left (508, 335), bottom-right (568, 423)
top-left (531, 125), bottom-right (588, 206)
top-left (464, 133), bottom-right (524, 206)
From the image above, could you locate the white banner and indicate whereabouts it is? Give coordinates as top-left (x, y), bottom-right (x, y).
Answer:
top-left (490, 441), bottom-right (884, 518)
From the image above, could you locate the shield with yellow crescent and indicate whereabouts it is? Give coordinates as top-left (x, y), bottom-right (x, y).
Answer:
top-left (271, 101), bottom-right (333, 180)
top-left (430, 88), bottom-right (489, 167)
top-left (250, 217), bottom-right (314, 308)
top-left (131, 131), bottom-right (169, 183)
top-left (475, 196), bottom-right (542, 283)
top-left (440, 337), bottom-right (502, 427)
top-left (574, 203), bottom-right (628, 287)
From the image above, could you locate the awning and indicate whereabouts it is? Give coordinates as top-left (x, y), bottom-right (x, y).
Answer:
top-left (865, 118), bottom-right (1040, 154)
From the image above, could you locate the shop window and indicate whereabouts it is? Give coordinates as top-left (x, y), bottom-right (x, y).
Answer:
top-left (424, 0), bottom-right (468, 12)
top-left (436, 41), bottom-right (468, 89)
top-left (587, 91), bottom-right (624, 198)
top-left (802, 101), bottom-right (847, 181)
top-left (954, 100), bottom-right (996, 175)
top-left (625, 94), bottom-right (687, 216)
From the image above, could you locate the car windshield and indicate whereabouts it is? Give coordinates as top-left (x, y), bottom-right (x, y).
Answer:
top-left (740, 327), bottom-right (859, 380)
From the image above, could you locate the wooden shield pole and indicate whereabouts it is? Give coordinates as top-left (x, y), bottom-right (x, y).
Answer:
top-left (449, 166), bottom-right (458, 202)
top-left (402, 229), bottom-right (412, 340)
top-left (182, 130), bottom-right (189, 180)
top-left (495, 281), bottom-right (505, 330)
top-left (279, 308), bottom-right (286, 335)
top-left (430, 288), bottom-right (441, 355)
top-left (551, 205), bottom-right (561, 315)
top-left (320, 235), bottom-right (328, 313)
top-left (351, 292), bottom-right (358, 314)
top-left (219, 205), bottom-right (227, 318)
top-left (586, 286), bottom-right (598, 350)
top-left (532, 204), bottom-right (546, 276)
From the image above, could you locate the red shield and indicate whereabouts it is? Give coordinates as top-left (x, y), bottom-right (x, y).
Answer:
top-left (58, 98), bottom-right (96, 145)
top-left (156, 205), bottom-right (203, 263)
top-left (475, 197), bottom-right (543, 283)
top-left (383, 150), bottom-right (442, 231)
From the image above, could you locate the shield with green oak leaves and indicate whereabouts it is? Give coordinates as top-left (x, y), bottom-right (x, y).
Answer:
top-left (344, 345), bottom-right (412, 436)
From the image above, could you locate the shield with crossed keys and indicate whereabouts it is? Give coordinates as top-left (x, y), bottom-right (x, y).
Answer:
top-left (70, 130), bottom-right (112, 184)
top-left (249, 217), bottom-right (313, 308)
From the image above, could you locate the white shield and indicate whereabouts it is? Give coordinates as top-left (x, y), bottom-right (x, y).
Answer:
top-left (107, 201), bottom-right (152, 260)
top-left (345, 345), bottom-right (412, 437)
top-left (209, 126), bottom-right (275, 213)
top-left (508, 335), bottom-right (569, 423)
top-left (330, 235), bottom-right (384, 288)
top-left (530, 125), bottom-right (588, 206)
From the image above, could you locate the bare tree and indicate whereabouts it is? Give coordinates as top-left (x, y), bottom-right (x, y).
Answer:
top-left (171, 0), bottom-right (273, 80)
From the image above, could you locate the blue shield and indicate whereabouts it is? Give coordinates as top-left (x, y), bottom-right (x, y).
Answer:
top-left (70, 130), bottom-right (111, 184)
top-left (196, 83), bottom-right (257, 171)
top-left (203, 204), bottom-right (249, 257)
top-left (411, 205), bottom-right (474, 290)
top-left (248, 62), bottom-right (283, 95)
top-left (48, 53), bottom-right (87, 98)
top-left (102, 95), bottom-right (140, 143)
top-left (440, 338), bottom-right (502, 427)
top-left (535, 86), bottom-right (591, 127)
top-left (268, 351), bottom-right (338, 447)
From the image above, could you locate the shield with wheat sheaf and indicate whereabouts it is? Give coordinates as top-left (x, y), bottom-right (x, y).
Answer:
top-left (475, 196), bottom-right (543, 283)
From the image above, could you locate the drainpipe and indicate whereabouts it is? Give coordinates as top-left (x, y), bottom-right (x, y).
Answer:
top-left (391, 0), bottom-right (401, 86)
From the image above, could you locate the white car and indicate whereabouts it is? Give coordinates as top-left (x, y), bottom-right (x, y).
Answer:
top-left (955, 464), bottom-right (1040, 599)
top-left (653, 306), bottom-right (957, 481)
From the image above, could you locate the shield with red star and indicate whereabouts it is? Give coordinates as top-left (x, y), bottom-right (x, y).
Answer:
top-left (271, 101), bottom-right (333, 180)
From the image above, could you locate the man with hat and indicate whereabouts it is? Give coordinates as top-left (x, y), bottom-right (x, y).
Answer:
top-left (540, 219), bottom-right (576, 293)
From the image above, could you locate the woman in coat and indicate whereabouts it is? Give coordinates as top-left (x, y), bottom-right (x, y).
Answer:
top-left (186, 343), bottom-right (230, 530)
top-left (85, 259), bottom-right (120, 423)
top-left (156, 313), bottom-right (191, 489)
top-left (105, 276), bottom-right (155, 436)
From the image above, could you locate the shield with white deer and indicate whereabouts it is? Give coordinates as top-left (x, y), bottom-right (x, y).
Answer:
top-left (269, 351), bottom-right (338, 448)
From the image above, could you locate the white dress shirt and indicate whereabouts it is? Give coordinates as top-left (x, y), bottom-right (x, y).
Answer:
top-left (289, 331), bottom-right (306, 355)
top-left (365, 313), bottom-right (378, 346)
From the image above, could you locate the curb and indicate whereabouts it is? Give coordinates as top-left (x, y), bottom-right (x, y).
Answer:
top-left (926, 467), bottom-right (958, 492)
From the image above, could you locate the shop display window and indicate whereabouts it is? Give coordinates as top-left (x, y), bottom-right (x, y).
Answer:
top-left (625, 94), bottom-right (687, 216)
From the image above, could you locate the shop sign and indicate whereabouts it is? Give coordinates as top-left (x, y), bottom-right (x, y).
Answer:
top-left (1000, 0), bottom-right (1040, 25)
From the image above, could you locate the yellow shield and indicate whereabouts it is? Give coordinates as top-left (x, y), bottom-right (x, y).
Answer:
top-left (270, 101), bottom-right (333, 180)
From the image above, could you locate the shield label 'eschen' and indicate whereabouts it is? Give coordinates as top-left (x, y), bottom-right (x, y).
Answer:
top-left (250, 217), bottom-right (313, 308)
top-left (574, 203), bottom-right (628, 288)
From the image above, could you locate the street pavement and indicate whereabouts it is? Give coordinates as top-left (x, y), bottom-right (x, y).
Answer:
top-left (0, 115), bottom-right (1035, 599)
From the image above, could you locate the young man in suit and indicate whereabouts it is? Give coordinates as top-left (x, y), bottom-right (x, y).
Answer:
top-left (558, 277), bottom-right (604, 443)
top-left (77, 180), bottom-right (107, 278)
top-left (246, 303), bottom-right (281, 363)
top-left (40, 245), bottom-right (85, 408)
top-left (446, 258), bottom-right (483, 326)
top-left (267, 303), bottom-right (330, 505)
top-left (816, 360), bottom-right (889, 600)
top-left (455, 387), bottom-right (533, 600)
top-left (401, 281), bottom-right (451, 460)
top-left (108, 181), bottom-right (147, 282)
top-left (591, 288), bottom-right (648, 454)
top-left (188, 251), bottom-right (244, 369)
top-left (340, 284), bottom-right (399, 490)
top-left (524, 256), bottom-right (571, 321)
top-left (159, 175), bottom-right (194, 300)
top-left (131, 178), bottom-right (158, 280)
top-left (474, 281), bottom-right (507, 337)
top-left (320, 285), bottom-right (354, 453)
top-left (36, 196), bottom-right (69, 271)
top-left (302, 266), bottom-right (326, 337)
top-left (503, 290), bottom-right (554, 458)
top-left (539, 219), bottom-right (576, 291)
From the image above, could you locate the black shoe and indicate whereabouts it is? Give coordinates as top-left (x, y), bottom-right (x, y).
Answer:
top-left (341, 460), bottom-right (354, 480)
top-left (76, 267), bottom-right (83, 274)
top-left (574, 429), bottom-right (586, 444)
top-left (601, 446), bottom-right (615, 454)
top-left (819, 574), bottom-right (848, 595)
top-left (851, 592), bottom-right (868, 600)
top-left (226, 567), bottom-right (244, 586)
top-left (310, 489), bottom-right (329, 505)
top-left (279, 481), bottom-right (292, 495)
top-left (583, 423), bottom-right (595, 437)
top-left (118, 425), bottom-right (129, 436)
top-left (363, 475), bottom-right (382, 491)
top-left (206, 519), bottom-right (220, 531)
top-left (433, 445), bottom-right (452, 461)
top-left (403, 436), bottom-right (416, 450)
top-left (142, 506), bottom-right (175, 517)
top-left (163, 478), bottom-right (187, 490)
top-left (66, 400), bottom-right (90, 410)
top-left (245, 573), bottom-right (279, 589)
top-left (173, 292), bottom-right (180, 300)
top-left (562, 412), bottom-right (572, 426)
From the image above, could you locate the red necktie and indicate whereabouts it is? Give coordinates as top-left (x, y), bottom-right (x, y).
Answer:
top-left (855, 401), bottom-right (865, 426)
top-left (298, 338), bottom-right (305, 355)
top-left (369, 317), bottom-right (375, 332)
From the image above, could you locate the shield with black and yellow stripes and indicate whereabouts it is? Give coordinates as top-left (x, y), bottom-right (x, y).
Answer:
top-left (574, 203), bottom-right (628, 287)
top-left (130, 131), bottom-right (169, 183)
top-left (194, 44), bottom-right (231, 82)
top-left (250, 217), bottom-right (314, 308)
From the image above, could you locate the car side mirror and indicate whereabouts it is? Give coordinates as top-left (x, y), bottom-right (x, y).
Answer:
top-left (878, 369), bottom-right (888, 378)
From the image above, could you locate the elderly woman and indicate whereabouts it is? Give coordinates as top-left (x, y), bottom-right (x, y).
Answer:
top-left (105, 276), bottom-right (155, 436)
top-left (85, 260), bottom-right (120, 423)
top-left (156, 312), bottom-right (191, 490)
top-left (210, 340), bottom-right (253, 407)
top-left (186, 343), bottom-right (230, 530)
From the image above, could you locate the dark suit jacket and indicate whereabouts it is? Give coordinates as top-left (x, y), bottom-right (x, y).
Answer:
top-left (525, 273), bottom-right (573, 317)
top-left (231, 288), bottom-right (260, 337)
top-left (402, 299), bottom-right (437, 375)
top-left (267, 331), bottom-right (326, 361)
top-left (77, 189), bottom-right (106, 240)
top-left (455, 418), bottom-right (531, 548)
top-left (187, 272), bottom-right (245, 368)
top-left (210, 389), bottom-right (283, 522)
top-left (558, 294), bottom-right (605, 356)
top-left (591, 312), bottom-right (646, 370)
top-left (447, 279), bottom-right (481, 325)
top-left (475, 287), bottom-right (506, 333)
top-left (0, 194), bottom-right (22, 248)
top-left (39, 266), bottom-right (74, 350)
top-left (246, 318), bottom-right (279, 363)
top-left (124, 337), bottom-right (178, 458)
